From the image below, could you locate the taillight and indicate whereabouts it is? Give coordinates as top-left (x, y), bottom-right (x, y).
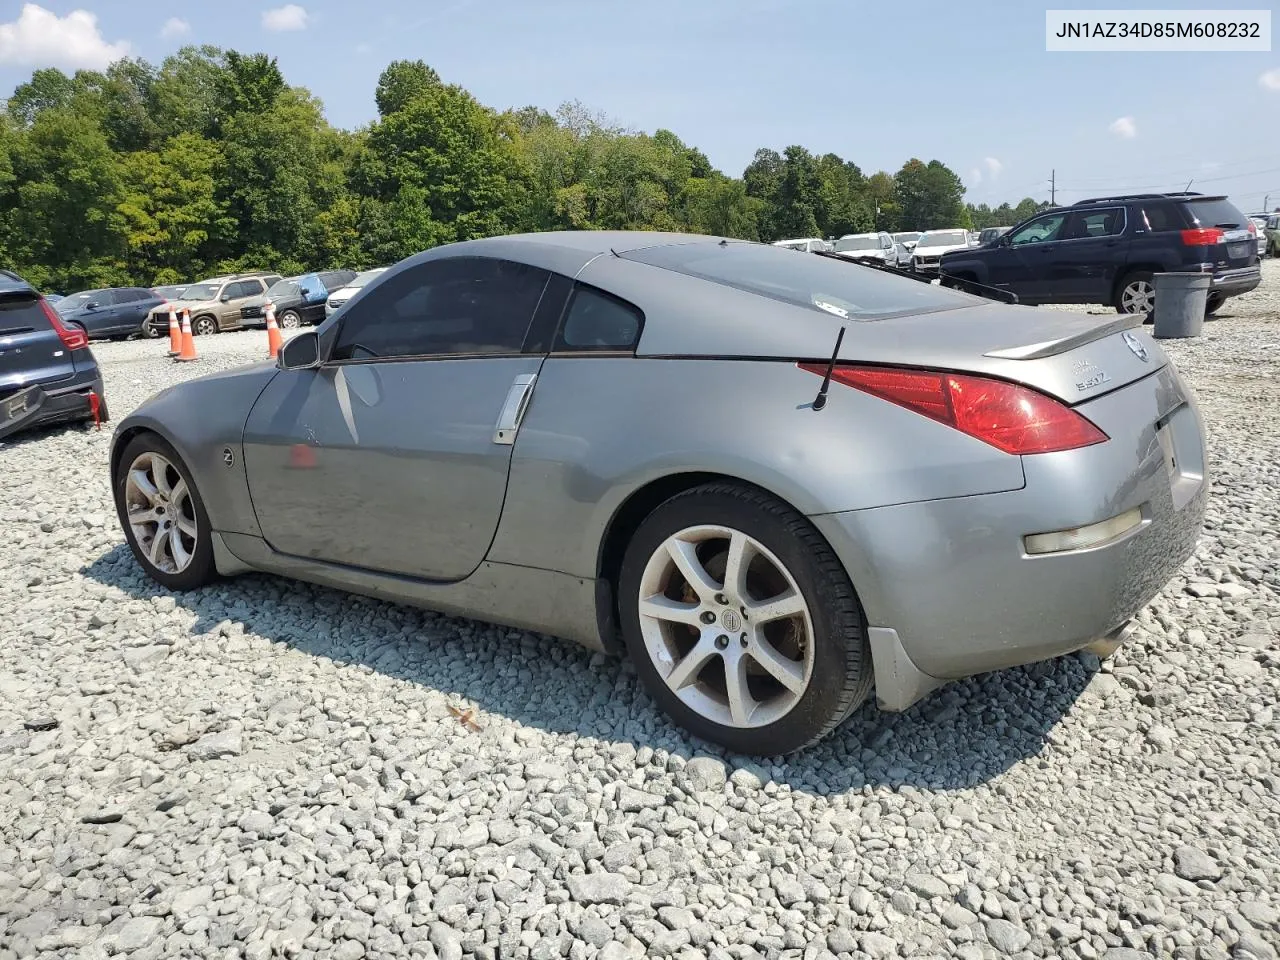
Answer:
top-left (1180, 227), bottom-right (1225, 246)
top-left (1247, 221), bottom-right (1257, 236)
top-left (798, 363), bottom-right (1108, 455)
top-left (39, 297), bottom-right (88, 350)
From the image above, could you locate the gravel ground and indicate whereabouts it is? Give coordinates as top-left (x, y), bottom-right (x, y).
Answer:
top-left (2, 266), bottom-right (1279, 960)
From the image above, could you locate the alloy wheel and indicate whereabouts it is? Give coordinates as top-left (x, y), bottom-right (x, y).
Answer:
top-left (636, 524), bottom-right (814, 729)
top-left (193, 316), bottom-right (217, 336)
top-left (1120, 279), bottom-right (1154, 314)
top-left (123, 451), bottom-right (199, 574)
top-left (280, 311), bottom-right (300, 329)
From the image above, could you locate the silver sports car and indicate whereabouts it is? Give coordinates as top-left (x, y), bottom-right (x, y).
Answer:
top-left (110, 231), bottom-right (1207, 755)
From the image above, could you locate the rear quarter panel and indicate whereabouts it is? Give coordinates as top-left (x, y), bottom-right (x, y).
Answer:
top-left (488, 357), bottom-right (1026, 578)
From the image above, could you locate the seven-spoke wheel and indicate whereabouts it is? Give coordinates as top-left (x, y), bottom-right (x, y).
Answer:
top-left (620, 483), bottom-right (873, 755)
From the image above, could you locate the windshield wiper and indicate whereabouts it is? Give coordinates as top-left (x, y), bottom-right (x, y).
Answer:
top-left (813, 250), bottom-right (1019, 304)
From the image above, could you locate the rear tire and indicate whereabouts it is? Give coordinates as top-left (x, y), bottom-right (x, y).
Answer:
top-left (618, 482), bottom-right (873, 755)
top-left (1205, 294), bottom-right (1224, 317)
top-left (113, 433), bottom-right (217, 592)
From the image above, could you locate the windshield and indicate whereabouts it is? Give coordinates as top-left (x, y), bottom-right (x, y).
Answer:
top-left (917, 230), bottom-right (968, 248)
top-left (893, 232), bottom-right (920, 243)
top-left (266, 279), bottom-right (301, 299)
top-left (153, 285), bottom-right (186, 299)
top-left (834, 237), bottom-right (879, 252)
top-left (55, 290), bottom-right (102, 312)
top-left (351, 269), bottom-right (386, 287)
top-left (180, 283), bottom-right (220, 301)
top-left (1184, 199), bottom-right (1246, 229)
top-left (621, 242), bottom-right (975, 321)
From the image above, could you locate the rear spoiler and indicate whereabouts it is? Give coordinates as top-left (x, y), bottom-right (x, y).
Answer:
top-left (983, 312), bottom-right (1144, 360)
top-left (812, 251), bottom-right (1019, 304)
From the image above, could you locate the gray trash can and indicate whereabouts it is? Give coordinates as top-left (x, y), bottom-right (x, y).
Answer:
top-left (1151, 272), bottom-right (1210, 339)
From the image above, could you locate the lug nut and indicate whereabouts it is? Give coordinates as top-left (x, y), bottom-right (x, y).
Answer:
top-left (714, 593), bottom-right (728, 605)
top-left (740, 635), bottom-right (748, 648)
top-left (714, 635), bottom-right (729, 649)
top-left (700, 611), bottom-right (716, 624)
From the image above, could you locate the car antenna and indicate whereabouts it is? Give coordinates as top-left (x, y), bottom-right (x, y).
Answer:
top-left (811, 325), bottom-right (846, 411)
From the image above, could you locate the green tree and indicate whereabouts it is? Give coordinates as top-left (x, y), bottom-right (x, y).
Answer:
top-left (375, 60), bottom-right (442, 117)
top-left (894, 158), bottom-right (966, 230)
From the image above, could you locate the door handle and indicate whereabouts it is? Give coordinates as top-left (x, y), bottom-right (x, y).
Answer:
top-left (493, 373), bottom-right (537, 445)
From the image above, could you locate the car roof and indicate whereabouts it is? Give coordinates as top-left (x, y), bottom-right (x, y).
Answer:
top-left (0, 275), bottom-right (36, 297)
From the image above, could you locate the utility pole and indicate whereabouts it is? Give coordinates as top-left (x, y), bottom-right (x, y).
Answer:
top-left (1050, 169), bottom-right (1056, 205)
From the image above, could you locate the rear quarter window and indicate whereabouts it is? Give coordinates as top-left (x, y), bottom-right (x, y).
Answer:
top-left (1183, 199), bottom-right (1247, 229)
top-left (620, 242), bottom-right (975, 321)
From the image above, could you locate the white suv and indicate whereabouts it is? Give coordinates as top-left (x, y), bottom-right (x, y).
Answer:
top-left (911, 229), bottom-right (972, 274)
top-left (831, 231), bottom-right (898, 265)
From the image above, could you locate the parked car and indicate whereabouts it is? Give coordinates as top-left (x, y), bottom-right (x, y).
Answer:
top-left (977, 226), bottom-right (1012, 245)
top-left (109, 231), bottom-right (1205, 755)
top-left (831, 232), bottom-right (898, 266)
top-left (939, 192), bottom-right (1261, 316)
top-left (892, 231), bottom-right (921, 254)
top-left (44, 293), bottom-right (64, 304)
top-left (1, 269), bottom-right (107, 441)
top-left (910, 229), bottom-right (971, 274)
top-left (1250, 216), bottom-right (1269, 258)
top-left (142, 272), bottom-right (283, 336)
top-left (892, 242), bottom-right (912, 268)
top-left (240, 270), bottom-right (357, 328)
top-left (55, 287), bottom-right (167, 340)
top-left (325, 267), bottom-right (389, 318)
top-left (1266, 215), bottom-right (1280, 257)
top-left (772, 238), bottom-right (831, 253)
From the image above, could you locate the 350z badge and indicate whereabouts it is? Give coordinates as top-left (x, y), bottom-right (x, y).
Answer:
top-left (1072, 358), bottom-right (1111, 392)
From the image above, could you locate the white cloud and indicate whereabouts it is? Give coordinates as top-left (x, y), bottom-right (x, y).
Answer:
top-left (0, 3), bottom-right (129, 71)
top-left (160, 17), bottom-right (189, 39)
top-left (1260, 68), bottom-right (1280, 91)
top-left (983, 157), bottom-right (1003, 177)
top-left (1109, 116), bottom-right (1137, 139)
top-left (262, 4), bottom-right (309, 31)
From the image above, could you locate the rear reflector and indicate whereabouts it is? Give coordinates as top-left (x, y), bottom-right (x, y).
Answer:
top-left (1180, 227), bottom-right (1226, 246)
top-left (798, 363), bottom-right (1108, 455)
top-left (1024, 506), bottom-right (1143, 555)
top-left (39, 297), bottom-right (88, 350)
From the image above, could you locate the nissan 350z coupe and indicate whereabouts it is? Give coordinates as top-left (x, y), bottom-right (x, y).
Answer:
top-left (109, 231), bottom-right (1207, 755)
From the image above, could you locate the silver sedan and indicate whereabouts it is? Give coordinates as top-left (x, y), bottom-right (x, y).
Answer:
top-left (110, 231), bottom-right (1206, 754)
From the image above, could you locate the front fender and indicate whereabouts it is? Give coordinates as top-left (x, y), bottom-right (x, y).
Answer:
top-left (110, 362), bottom-right (280, 536)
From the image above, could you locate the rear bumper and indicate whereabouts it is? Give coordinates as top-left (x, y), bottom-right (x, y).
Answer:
top-left (811, 364), bottom-right (1207, 709)
top-left (0, 372), bottom-right (105, 441)
top-left (1211, 265), bottom-right (1262, 297)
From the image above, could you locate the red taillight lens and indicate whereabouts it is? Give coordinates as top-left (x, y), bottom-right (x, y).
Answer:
top-left (1247, 221), bottom-right (1257, 236)
top-left (38, 297), bottom-right (88, 350)
top-left (798, 363), bottom-right (1108, 455)
top-left (1180, 227), bottom-right (1225, 246)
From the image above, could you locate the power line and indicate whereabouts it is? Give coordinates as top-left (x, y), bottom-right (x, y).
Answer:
top-left (1057, 153), bottom-right (1280, 186)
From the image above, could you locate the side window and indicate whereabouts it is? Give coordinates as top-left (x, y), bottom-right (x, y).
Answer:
top-left (332, 257), bottom-right (550, 362)
top-left (1064, 208), bottom-right (1125, 240)
top-left (124, 288), bottom-right (152, 302)
top-left (1141, 203), bottom-right (1180, 232)
top-left (1009, 214), bottom-right (1067, 246)
top-left (233, 280), bottom-right (264, 299)
top-left (96, 290), bottom-right (121, 305)
top-left (554, 285), bottom-right (643, 353)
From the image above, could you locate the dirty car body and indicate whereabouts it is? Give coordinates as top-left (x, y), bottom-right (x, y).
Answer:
top-left (110, 232), bottom-right (1207, 753)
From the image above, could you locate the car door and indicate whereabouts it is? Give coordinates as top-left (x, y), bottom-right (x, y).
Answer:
top-left (241, 255), bottom-right (564, 581)
top-left (118, 288), bottom-right (158, 333)
top-left (1044, 207), bottom-right (1129, 302)
top-left (987, 212), bottom-right (1069, 302)
top-left (220, 279), bottom-right (264, 329)
top-left (78, 290), bottom-right (126, 337)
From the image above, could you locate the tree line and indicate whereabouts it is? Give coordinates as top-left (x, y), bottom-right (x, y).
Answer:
top-left (0, 49), bottom-right (1051, 292)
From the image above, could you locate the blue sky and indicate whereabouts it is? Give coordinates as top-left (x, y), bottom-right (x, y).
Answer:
top-left (3, 0), bottom-right (1280, 213)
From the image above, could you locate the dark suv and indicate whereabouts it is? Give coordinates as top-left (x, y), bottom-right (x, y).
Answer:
top-left (939, 192), bottom-right (1262, 316)
top-left (0, 270), bottom-right (107, 441)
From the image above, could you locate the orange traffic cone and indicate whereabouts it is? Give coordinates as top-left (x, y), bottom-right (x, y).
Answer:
top-left (166, 304), bottom-right (180, 356)
top-left (175, 309), bottom-right (198, 362)
top-left (265, 301), bottom-right (282, 359)
top-left (287, 443), bottom-right (316, 469)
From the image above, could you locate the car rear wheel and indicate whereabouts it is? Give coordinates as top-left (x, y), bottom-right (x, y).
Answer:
top-left (1116, 272), bottom-right (1155, 318)
top-left (619, 482), bottom-right (873, 755)
top-left (192, 315), bottom-right (218, 336)
top-left (113, 433), bottom-right (217, 591)
top-left (279, 309), bottom-right (301, 329)
top-left (141, 322), bottom-right (160, 339)
top-left (1205, 294), bottom-right (1224, 316)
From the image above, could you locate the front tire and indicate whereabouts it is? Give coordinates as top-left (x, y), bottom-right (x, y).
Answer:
top-left (192, 315), bottom-right (218, 337)
top-left (113, 433), bottom-right (217, 591)
top-left (279, 309), bottom-right (301, 329)
top-left (618, 482), bottom-right (873, 755)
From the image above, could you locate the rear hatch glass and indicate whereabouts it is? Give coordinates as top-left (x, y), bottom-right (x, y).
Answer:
top-left (1184, 198), bottom-right (1256, 267)
top-left (0, 294), bottom-right (76, 391)
top-left (620, 241), bottom-right (977, 321)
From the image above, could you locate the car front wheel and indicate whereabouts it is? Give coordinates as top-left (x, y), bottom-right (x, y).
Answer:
top-left (279, 309), bottom-right (301, 329)
top-left (619, 482), bottom-right (873, 755)
top-left (113, 433), bottom-right (217, 591)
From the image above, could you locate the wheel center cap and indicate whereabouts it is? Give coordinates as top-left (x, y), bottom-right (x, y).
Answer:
top-left (721, 609), bottom-right (741, 632)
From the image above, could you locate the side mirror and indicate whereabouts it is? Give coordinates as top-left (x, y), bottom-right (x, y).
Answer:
top-left (220, 294), bottom-right (232, 303)
top-left (85, 301), bottom-right (99, 311)
top-left (278, 330), bottom-right (320, 370)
